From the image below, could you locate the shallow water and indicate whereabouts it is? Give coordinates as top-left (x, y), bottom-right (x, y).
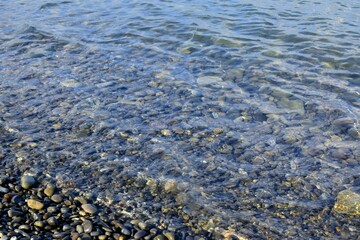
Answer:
top-left (0, 0), bottom-right (359, 238)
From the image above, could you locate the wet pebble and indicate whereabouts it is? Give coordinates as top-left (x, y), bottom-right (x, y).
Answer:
top-left (82, 220), bottom-right (93, 233)
top-left (163, 231), bottom-right (176, 240)
top-left (21, 175), bottom-right (36, 189)
top-left (47, 216), bottom-right (58, 226)
top-left (27, 199), bottom-right (44, 210)
top-left (334, 188), bottom-right (360, 215)
top-left (0, 186), bottom-right (9, 193)
top-left (134, 230), bottom-right (148, 239)
top-left (81, 204), bottom-right (97, 214)
top-left (44, 183), bottom-right (55, 197)
top-left (51, 194), bottom-right (63, 203)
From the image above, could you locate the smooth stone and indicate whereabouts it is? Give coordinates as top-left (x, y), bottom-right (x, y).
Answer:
top-left (47, 216), bottom-right (58, 226)
top-left (333, 118), bottom-right (354, 127)
top-left (34, 221), bottom-right (44, 228)
top-left (21, 175), bottom-right (36, 189)
top-left (8, 209), bottom-right (23, 217)
top-left (334, 188), bottom-right (360, 215)
top-left (76, 225), bottom-right (84, 233)
top-left (197, 76), bottom-right (222, 85)
top-left (71, 232), bottom-right (79, 240)
top-left (63, 224), bottom-right (72, 231)
top-left (11, 195), bottom-right (22, 204)
top-left (163, 231), bottom-right (175, 240)
top-left (81, 204), bottom-right (97, 214)
top-left (81, 233), bottom-right (92, 240)
top-left (82, 220), bottom-right (93, 233)
top-left (27, 199), bottom-right (44, 210)
top-left (121, 227), bottom-right (131, 236)
top-left (98, 235), bottom-right (107, 240)
top-left (164, 179), bottom-right (178, 193)
top-left (154, 235), bottom-right (165, 240)
top-left (90, 231), bottom-right (100, 237)
top-left (51, 194), bottom-right (63, 203)
top-left (18, 225), bottom-right (30, 231)
top-left (53, 232), bottom-right (67, 239)
top-left (44, 184), bottom-right (55, 197)
top-left (60, 79), bottom-right (80, 88)
top-left (134, 230), bottom-right (148, 239)
top-left (138, 222), bottom-right (148, 230)
top-left (0, 186), bottom-right (9, 193)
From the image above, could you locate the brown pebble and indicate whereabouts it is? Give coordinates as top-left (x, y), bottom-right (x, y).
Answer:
top-left (44, 183), bottom-right (55, 197)
top-left (27, 199), bottom-right (44, 210)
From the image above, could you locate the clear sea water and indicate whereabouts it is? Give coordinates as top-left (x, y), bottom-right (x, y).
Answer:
top-left (0, 1), bottom-right (359, 238)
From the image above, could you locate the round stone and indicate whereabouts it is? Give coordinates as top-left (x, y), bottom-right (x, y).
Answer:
top-left (82, 220), bottom-right (93, 233)
top-left (334, 188), bottom-right (360, 215)
top-left (138, 221), bottom-right (148, 230)
top-left (47, 216), bottom-right (58, 226)
top-left (27, 199), bottom-right (44, 210)
top-left (51, 194), bottom-right (63, 203)
top-left (21, 175), bottom-right (36, 189)
top-left (76, 225), bottom-right (84, 233)
top-left (34, 221), bottom-right (44, 228)
top-left (81, 204), bottom-right (97, 214)
top-left (134, 230), bottom-right (148, 239)
top-left (44, 184), bottom-right (55, 197)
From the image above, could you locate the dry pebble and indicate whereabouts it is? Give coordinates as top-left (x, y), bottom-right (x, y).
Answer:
top-left (0, 174), bottom-right (209, 240)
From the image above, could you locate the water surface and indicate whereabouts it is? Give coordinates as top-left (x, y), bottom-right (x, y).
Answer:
top-left (0, 0), bottom-right (359, 238)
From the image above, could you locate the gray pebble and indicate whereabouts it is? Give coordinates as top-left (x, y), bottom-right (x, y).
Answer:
top-left (20, 175), bottom-right (36, 189)
top-left (53, 232), bottom-right (67, 238)
top-left (121, 227), bottom-right (131, 236)
top-left (134, 230), bottom-right (148, 239)
top-left (81, 233), bottom-right (92, 240)
top-left (138, 221), bottom-right (148, 230)
top-left (76, 225), bottom-right (84, 233)
top-left (51, 194), bottom-right (63, 203)
top-left (47, 216), bottom-right (58, 226)
top-left (0, 186), bottom-right (9, 193)
top-left (47, 206), bottom-right (58, 213)
top-left (82, 220), bottom-right (93, 233)
top-left (8, 209), bottom-right (23, 217)
top-left (18, 225), bottom-right (30, 231)
top-left (63, 224), bottom-right (72, 232)
top-left (154, 235), bottom-right (165, 240)
top-left (81, 204), bottom-right (97, 214)
top-left (90, 231), bottom-right (100, 237)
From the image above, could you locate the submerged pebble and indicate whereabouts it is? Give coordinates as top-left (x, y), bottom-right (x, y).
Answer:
top-left (334, 188), bottom-right (360, 216)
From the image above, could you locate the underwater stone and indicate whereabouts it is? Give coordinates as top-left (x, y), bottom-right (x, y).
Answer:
top-left (333, 188), bottom-right (360, 216)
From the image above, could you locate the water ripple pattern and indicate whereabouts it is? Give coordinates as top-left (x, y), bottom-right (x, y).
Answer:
top-left (0, 0), bottom-right (359, 238)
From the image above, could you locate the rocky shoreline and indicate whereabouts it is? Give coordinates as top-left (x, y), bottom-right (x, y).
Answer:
top-left (0, 174), bottom-right (215, 240)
